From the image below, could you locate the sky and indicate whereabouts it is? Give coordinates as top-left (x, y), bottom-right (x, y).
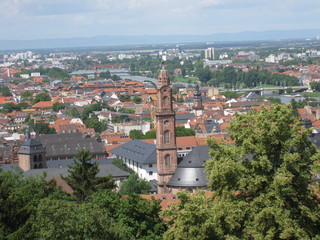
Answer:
top-left (1, 0), bottom-right (320, 40)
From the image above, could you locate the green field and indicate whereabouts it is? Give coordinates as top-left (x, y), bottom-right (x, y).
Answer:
top-left (301, 92), bottom-right (320, 97)
top-left (173, 76), bottom-right (199, 84)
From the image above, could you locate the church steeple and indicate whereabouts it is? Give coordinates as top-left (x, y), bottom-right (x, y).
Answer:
top-left (155, 66), bottom-right (178, 194)
top-left (18, 129), bottom-right (46, 171)
top-left (193, 84), bottom-right (204, 116)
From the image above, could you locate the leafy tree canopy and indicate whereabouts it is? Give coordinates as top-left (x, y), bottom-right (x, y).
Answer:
top-left (129, 129), bottom-right (144, 140)
top-left (32, 92), bottom-right (51, 104)
top-left (119, 94), bottom-right (131, 102)
top-left (119, 173), bottom-right (151, 195)
top-left (32, 122), bottom-right (56, 134)
top-left (164, 105), bottom-right (320, 240)
top-left (52, 102), bottom-right (65, 112)
top-left (0, 86), bottom-right (11, 97)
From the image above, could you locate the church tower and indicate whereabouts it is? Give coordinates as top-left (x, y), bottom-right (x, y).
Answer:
top-left (193, 84), bottom-right (204, 116)
top-left (156, 67), bottom-right (178, 193)
top-left (18, 128), bottom-right (46, 171)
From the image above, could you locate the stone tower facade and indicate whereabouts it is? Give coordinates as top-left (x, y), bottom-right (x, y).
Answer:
top-left (155, 68), bottom-right (178, 193)
top-left (18, 129), bottom-right (46, 171)
top-left (193, 84), bottom-right (204, 116)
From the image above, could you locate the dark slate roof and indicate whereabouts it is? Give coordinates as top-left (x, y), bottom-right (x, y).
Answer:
top-left (178, 145), bottom-right (209, 168)
top-left (168, 168), bottom-right (208, 187)
top-left (18, 137), bottom-right (45, 155)
top-left (39, 133), bottom-right (105, 158)
top-left (168, 145), bottom-right (209, 187)
top-left (175, 113), bottom-right (195, 124)
top-left (245, 92), bottom-right (262, 101)
top-left (185, 96), bottom-right (211, 103)
top-left (0, 158), bottom-right (130, 179)
top-left (204, 120), bottom-right (221, 133)
top-left (309, 133), bottom-right (320, 149)
top-left (109, 139), bottom-right (156, 164)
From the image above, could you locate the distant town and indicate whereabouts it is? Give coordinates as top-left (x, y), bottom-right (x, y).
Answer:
top-left (1, 36), bottom-right (320, 239)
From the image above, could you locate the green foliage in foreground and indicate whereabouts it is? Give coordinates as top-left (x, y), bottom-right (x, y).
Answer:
top-left (62, 150), bottom-right (115, 202)
top-left (0, 170), bottom-right (165, 239)
top-left (119, 174), bottom-right (151, 195)
top-left (164, 105), bottom-right (320, 240)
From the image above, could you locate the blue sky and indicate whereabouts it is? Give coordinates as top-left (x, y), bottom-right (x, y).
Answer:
top-left (1, 0), bottom-right (320, 40)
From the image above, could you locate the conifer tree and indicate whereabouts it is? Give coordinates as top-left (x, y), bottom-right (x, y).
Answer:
top-left (62, 150), bottom-right (115, 202)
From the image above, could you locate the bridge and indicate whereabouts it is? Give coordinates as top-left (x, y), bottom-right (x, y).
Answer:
top-left (228, 86), bottom-right (309, 95)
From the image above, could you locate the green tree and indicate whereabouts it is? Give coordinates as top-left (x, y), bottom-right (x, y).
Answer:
top-left (266, 97), bottom-right (281, 104)
top-left (119, 94), bottom-right (131, 102)
top-left (68, 107), bottom-right (81, 118)
top-left (119, 174), bottom-right (151, 195)
top-left (129, 129), bottom-right (144, 140)
top-left (82, 103), bottom-right (102, 121)
top-left (132, 96), bottom-right (142, 104)
top-left (0, 170), bottom-right (65, 239)
top-left (119, 108), bottom-right (135, 114)
top-left (31, 198), bottom-right (128, 240)
top-left (18, 102), bottom-right (30, 109)
top-left (310, 81), bottom-right (320, 91)
top-left (0, 102), bottom-right (21, 113)
top-left (0, 86), bottom-right (11, 96)
top-left (164, 105), bottom-right (320, 239)
top-left (91, 190), bottom-right (166, 240)
top-left (286, 87), bottom-right (293, 94)
top-left (144, 130), bottom-right (157, 139)
top-left (32, 122), bottom-right (56, 134)
top-left (62, 150), bottom-right (115, 202)
top-left (112, 115), bottom-right (132, 123)
top-left (196, 66), bottom-right (212, 83)
top-left (52, 102), bottom-right (65, 112)
top-left (85, 118), bottom-right (107, 133)
top-left (33, 92), bottom-right (51, 104)
top-left (21, 91), bottom-right (33, 101)
top-left (175, 126), bottom-right (196, 137)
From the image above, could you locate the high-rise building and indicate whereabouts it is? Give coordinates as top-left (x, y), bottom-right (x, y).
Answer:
top-left (155, 67), bottom-right (178, 194)
top-left (205, 48), bottom-right (214, 59)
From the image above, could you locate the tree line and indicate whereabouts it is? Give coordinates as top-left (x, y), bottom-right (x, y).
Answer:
top-left (196, 66), bottom-right (300, 88)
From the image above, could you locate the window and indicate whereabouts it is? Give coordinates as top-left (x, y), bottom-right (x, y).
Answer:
top-left (178, 147), bottom-right (182, 150)
top-left (149, 171), bottom-right (153, 176)
top-left (164, 120), bottom-right (169, 125)
top-left (186, 146), bottom-right (191, 150)
top-left (33, 155), bottom-right (38, 162)
top-left (149, 164), bottom-right (153, 168)
top-left (164, 130), bottom-right (170, 144)
top-left (163, 96), bottom-right (169, 106)
top-left (165, 154), bottom-right (170, 166)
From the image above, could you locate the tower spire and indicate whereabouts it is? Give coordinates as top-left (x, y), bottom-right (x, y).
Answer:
top-left (155, 67), bottom-right (178, 193)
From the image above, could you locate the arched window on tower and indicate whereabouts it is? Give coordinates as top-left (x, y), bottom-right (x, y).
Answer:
top-left (33, 155), bottom-right (38, 162)
top-left (163, 96), bottom-right (169, 106)
top-left (165, 154), bottom-right (171, 166)
top-left (34, 164), bottom-right (38, 169)
top-left (38, 155), bottom-right (42, 162)
top-left (164, 130), bottom-right (170, 144)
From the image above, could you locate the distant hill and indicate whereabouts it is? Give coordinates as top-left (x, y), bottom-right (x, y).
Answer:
top-left (1, 29), bottom-right (320, 50)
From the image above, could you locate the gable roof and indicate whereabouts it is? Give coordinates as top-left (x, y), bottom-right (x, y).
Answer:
top-left (109, 139), bottom-right (156, 164)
